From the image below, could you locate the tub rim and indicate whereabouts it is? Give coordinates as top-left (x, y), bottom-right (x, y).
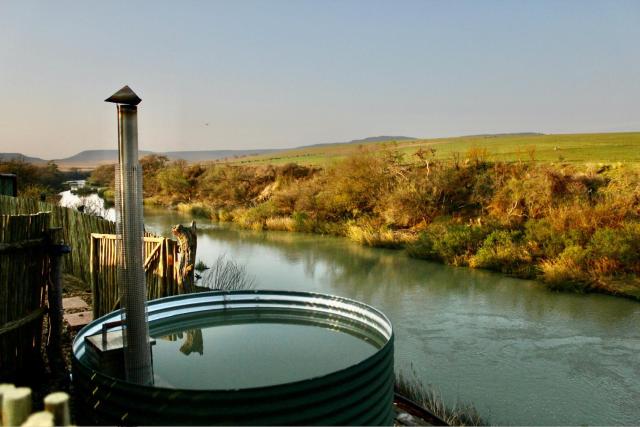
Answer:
top-left (72, 289), bottom-right (394, 394)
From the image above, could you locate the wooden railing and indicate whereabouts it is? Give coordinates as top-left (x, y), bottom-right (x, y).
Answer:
top-left (89, 233), bottom-right (181, 318)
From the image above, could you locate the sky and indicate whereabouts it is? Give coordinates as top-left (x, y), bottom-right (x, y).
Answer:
top-left (0, 0), bottom-right (638, 159)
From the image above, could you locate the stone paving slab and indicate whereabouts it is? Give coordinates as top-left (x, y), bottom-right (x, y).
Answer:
top-left (62, 296), bottom-right (89, 310)
top-left (64, 311), bottom-right (93, 329)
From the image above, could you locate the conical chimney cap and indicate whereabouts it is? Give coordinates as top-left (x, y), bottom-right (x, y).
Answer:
top-left (105, 85), bottom-right (142, 105)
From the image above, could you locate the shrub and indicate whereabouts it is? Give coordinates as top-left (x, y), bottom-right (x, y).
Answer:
top-left (540, 245), bottom-right (589, 290)
top-left (524, 219), bottom-right (566, 258)
top-left (232, 202), bottom-right (278, 230)
top-left (587, 223), bottom-right (640, 267)
top-left (469, 230), bottom-right (534, 276)
top-left (177, 202), bottom-right (212, 219)
top-left (408, 221), bottom-right (491, 265)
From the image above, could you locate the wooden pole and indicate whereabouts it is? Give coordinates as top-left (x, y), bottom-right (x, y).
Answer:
top-left (0, 384), bottom-right (15, 425)
top-left (46, 228), bottom-right (69, 367)
top-left (2, 387), bottom-right (31, 427)
top-left (43, 392), bottom-right (70, 426)
top-left (21, 412), bottom-right (54, 427)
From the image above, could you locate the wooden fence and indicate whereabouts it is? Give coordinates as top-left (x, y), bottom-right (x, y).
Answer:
top-left (0, 195), bottom-right (114, 284)
top-left (0, 212), bottom-right (50, 378)
top-left (90, 233), bottom-right (181, 318)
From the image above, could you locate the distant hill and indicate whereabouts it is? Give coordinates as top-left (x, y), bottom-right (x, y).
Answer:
top-left (0, 153), bottom-right (47, 164)
top-left (2, 136), bottom-right (415, 169)
top-left (50, 148), bottom-right (278, 168)
top-left (299, 135), bottom-right (416, 149)
top-left (55, 149), bottom-right (153, 166)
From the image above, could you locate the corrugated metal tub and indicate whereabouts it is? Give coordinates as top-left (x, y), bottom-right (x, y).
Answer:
top-left (72, 290), bottom-right (394, 425)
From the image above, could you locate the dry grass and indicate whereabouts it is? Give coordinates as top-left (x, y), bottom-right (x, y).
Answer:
top-left (395, 371), bottom-right (488, 426)
top-left (196, 254), bottom-right (256, 291)
top-left (265, 216), bottom-right (297, 232)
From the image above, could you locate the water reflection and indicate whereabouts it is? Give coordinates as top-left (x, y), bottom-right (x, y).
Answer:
top-left (158, 329), bottom-right (204, 357)
top-left (59, 190), bottom-right (116, 221)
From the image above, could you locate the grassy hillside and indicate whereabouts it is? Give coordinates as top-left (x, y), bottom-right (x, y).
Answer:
top-left (229, 132), bottom-right (640, 166)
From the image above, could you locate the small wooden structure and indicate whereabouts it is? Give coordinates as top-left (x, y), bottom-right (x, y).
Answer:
top-left (89, 232), bottom-right (183, 318)
top-left (0, 174), bottom-right (17, 197)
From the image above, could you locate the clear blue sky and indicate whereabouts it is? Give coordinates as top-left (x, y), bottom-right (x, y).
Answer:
top-left (1, 0), bottom-right (638, 158)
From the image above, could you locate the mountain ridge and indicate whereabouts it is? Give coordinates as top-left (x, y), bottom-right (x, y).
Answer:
top-left (0, 135), bottom-right (417, 167)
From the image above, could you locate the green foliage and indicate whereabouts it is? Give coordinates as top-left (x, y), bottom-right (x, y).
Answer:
top-left (541, 245), bottom-right (589, 290)
top-left (0, 160), bottom-right (67, 196)
top-left (587, 222), bottom-right (640, 269)
top-left (291, 211), bottom-right (311, 232)
top-left (408, 221), bottom-right (491, 265)
top-left (157, 161), bottom-right (190, 199)
top-left (470, 230), bottom-right (534, 276)
top-left (87, 164), bottom-right (115, 187)
top-left (524, 219), bottom-right (566, 258)
top-left (140, 154), bottom-right (169, 195)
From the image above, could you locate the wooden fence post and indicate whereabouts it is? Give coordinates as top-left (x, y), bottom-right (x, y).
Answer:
top-left (0, 384), bottom-right (15, 425)
top-left (45, 227), bottom-right (70, 367)
top-left (22, 412), bottom-right (54, 427)
top-left (2, 387), bottom-right (31, 426)
top-left (43, 392), bottom-right (70, 426)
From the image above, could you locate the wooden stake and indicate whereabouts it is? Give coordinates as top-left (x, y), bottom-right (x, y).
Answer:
top-left (21, 411), bottom-right (54, 427)
top-left (2, 387), bottom-right (31, 427)
top-left (43, 392), bottom-right (70, 426)
top-left (0, 384), bottom-right (15, 426)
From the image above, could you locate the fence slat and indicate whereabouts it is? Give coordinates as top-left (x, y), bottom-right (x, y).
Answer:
top-left (89, 233), bottom-right (184, 317)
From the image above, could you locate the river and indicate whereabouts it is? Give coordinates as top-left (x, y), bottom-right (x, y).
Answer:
top-left (142, 208), bottom-right (639, 424)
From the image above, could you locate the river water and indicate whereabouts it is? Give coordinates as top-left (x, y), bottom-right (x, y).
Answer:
top-left (142, 209), bottom-right (639, 425)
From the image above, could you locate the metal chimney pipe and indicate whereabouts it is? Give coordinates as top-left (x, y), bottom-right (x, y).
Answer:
top-left (106, 86), bottom-right (153, 385)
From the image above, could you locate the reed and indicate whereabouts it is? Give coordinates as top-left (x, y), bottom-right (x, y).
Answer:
top-left (395, 371), bottom-right (489, 426)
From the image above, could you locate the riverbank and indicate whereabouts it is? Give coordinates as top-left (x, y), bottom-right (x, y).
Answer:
top-left (88, 149), bottom-right (640, 301)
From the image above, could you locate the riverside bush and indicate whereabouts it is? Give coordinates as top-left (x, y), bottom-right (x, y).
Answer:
top-left (586, 222), bottom-right (640, 273)
top-left (469, 230), bottom-right (534, 276)
top-left (408, 221), bottom-right (491, 265)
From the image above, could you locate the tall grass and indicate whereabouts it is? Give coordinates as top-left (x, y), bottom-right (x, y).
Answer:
top-left (395, 371), bottom-right (488, 426)
top-left (196, 254), bottom-right (256, 291)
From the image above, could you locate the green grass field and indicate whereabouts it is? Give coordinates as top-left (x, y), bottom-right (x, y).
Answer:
top-left (228, 132), bottom-right (640, 166)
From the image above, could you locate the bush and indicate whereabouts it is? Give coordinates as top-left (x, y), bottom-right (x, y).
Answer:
top-left (177, 202), bottom-right (212, 219)
top-left (540, 245), bottom-right (589, 290)
top-left (408, 221), bottom-right (491, 265)
top-left (587, 222), bottom-right (640, 271)
top-left (470, 230), bottom-right (534, 276)
top-left (232, 202), bottom-right (278, 230)
top-left (524, 219), bottom-right (567, 258)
